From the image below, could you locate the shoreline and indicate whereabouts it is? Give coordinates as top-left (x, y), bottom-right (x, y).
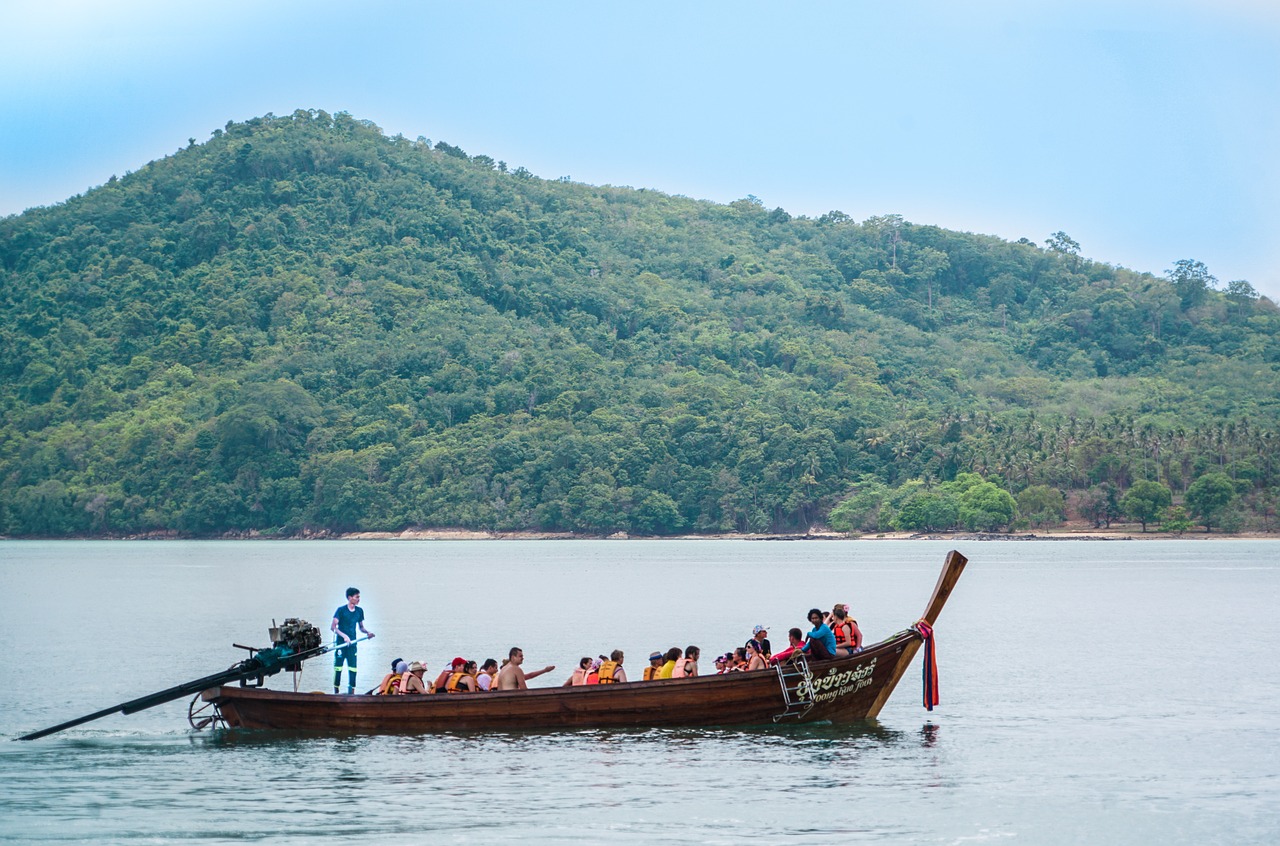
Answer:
top-left (6, 527), bottom-right (1273, 541)
top-left (338, 527), bottom-right (1277, 542)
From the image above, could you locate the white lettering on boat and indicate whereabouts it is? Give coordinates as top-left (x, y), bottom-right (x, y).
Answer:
top-left (795, 659), bottom-right (877, 704)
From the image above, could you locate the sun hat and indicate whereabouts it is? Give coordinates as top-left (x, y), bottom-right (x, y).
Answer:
top-left (408, 661), bottom-right (425, 673)
top-left (649, 651), bottom-right (663, 661)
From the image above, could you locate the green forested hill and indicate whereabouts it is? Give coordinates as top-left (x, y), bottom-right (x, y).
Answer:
top-left (2, 110), bottom-right (1277, 537)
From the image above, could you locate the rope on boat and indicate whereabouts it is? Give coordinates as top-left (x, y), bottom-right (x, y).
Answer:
top-left (915, 620), bottom-right (939, 711)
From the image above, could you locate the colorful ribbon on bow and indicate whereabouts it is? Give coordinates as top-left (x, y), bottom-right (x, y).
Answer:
top-left (915, 620), bottom-right (939, 711)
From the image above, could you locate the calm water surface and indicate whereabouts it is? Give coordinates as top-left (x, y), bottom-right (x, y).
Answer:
top-left (1, 539), bottom-right (1278, 843)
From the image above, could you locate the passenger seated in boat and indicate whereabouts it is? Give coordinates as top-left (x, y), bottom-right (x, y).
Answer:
top-left (446, 660), bottom-right (479, 693)
top-left (642, 652), bottom-right (664, 681)
top-left (564, 657), bottom-right (593, 686)
top-left (746, 639), bottom-right (768, 671)
top-left (476, 658), bottom-right (499, 691)
top-left (657, 647), bottom-right (682, 679)
top-left (828, 603), bottom-right (863, 656)
top-left (399, 661), bottom-right (432, 694)
top-left (673, 645), bottom-right (700, 678)
top-left (598, 650), bottom-right (626, 683)
top-left (375, 659), bottom-right (409, 695)
top-left (770, 628), bottom-right (806, 664)
top-left (731, 647), bottom-right (750, 671)
top-left (713, 653), bottom-right (730, 674)
top-left (751, 626), bottom-right (772, 660)
top-left (802, 608), bottom-right (839, 660)
top-left (496, 647), bottom-right (556, 691)
top-left (434, 657), bottom-right (466, 692)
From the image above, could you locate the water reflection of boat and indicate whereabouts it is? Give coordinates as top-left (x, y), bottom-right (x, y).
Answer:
top-left (205, 550), bottom-right (967, 733)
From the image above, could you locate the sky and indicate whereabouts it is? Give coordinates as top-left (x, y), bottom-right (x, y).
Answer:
top-left (2, 0), bottom-right (1278, 298)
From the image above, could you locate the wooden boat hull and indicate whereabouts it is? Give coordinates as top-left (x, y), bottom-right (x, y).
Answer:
top-left (207, 631), bottom-right (919, 732)
top-left (205, 550), bottom-right (966, 733)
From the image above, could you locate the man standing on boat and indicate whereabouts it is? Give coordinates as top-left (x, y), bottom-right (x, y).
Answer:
top-left (331, 587), bottom-right (374, 694)
top-left (496, 647), bottom-right (555, 691)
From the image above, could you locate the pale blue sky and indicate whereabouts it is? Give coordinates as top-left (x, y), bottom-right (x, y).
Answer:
top-left (3, 0), bottom-right (1277, 298)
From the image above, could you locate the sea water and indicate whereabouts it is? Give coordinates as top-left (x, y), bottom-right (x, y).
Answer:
top-left (1, 539), bottom-right (1277, 843)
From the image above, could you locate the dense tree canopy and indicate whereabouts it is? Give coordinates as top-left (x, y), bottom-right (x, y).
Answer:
top-left (1119, 480), bottom-right (1173, 532)
top-left (1, 110), bottom-right (1277, 537)
top-left (1184, 472), bottom-right (1240, 533)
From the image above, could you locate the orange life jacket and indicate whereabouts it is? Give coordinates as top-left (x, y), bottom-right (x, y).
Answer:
top-left (379, 673), bottom-right (403, 695)
top-left (832, 618), bottom-right (856, 646)
top-left (446, 671), bottom-right (471, 693)
top-left (597, 660), bottom-right (619, 683)
top-left (399, 673), bottom-right (428, 694)
top-left (643, 665), bottom-right (660, 681)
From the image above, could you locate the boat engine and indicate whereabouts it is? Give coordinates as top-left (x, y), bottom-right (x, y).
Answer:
top-left (270, 618), bottom-right (322, 671)
top-left (23, 615), bottom-right (333, 738)
top-left (187, 618), bottom-right (324, 730)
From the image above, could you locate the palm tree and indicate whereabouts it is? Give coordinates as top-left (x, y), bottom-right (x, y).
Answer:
top-left (972, 448), bottom-right (992, 477)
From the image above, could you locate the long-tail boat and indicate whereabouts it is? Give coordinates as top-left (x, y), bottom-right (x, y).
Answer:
top-left (202, 549), bottom-right (967, 732)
